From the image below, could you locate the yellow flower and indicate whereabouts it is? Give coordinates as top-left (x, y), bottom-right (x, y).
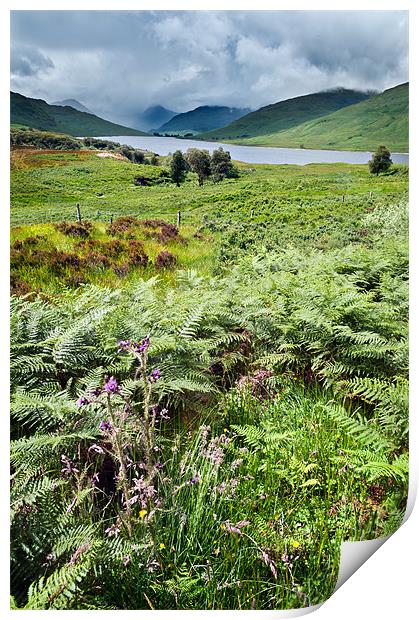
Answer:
top-left (139, 509), bottom-right (147, 519)
top-left (220, 524), bottom-right (225, 530)
top-left (292, 541), bottom-right (300, 549)
top-left (223, 428), bottom-right (229, 433)
top-left (159, 543), bottom-right (165, 550)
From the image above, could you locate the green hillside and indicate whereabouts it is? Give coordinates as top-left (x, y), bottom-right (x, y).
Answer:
top-left (237, 83), bottom-right (409, 152)
top-left (11, 92), bottom-right (147, 137)
top-left (158, 105), bottom-right (250, 135)
top-left (197, 89), bottom-right (370, 142)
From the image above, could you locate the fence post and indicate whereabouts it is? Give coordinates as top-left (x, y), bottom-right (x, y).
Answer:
top-left (110, 215), bottom-right (113, 224)
top-left (177, 211), bottom-right (181, 227)
top-left (76, 203), bottom-right (81, 222)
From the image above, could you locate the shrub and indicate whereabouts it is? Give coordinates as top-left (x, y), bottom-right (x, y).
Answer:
top-left (54, 221), bottom-right (93, 238)
top-left (141, 220), bottom-right (185, 244)
top-left (127, 240), bottom-right (148, 267)
top-left (368, 145), bottom-right (392, 175)
top-left (155, 250), bottom-right (177, 269)
top-left (107, 216), bottom-right (141, 238)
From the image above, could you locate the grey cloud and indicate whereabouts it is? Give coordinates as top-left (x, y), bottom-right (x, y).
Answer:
top-left (11, 44), bottom-right (54, 77)
top-left (10, 11), bottom-right (408, 126)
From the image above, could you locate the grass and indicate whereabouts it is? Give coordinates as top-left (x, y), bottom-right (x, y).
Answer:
top-left (10, 148), bottom-right (408, 294)
top-left (199, 83), bottom-right (408, 152)
top-left (11, 148), bottom-right (407, 228)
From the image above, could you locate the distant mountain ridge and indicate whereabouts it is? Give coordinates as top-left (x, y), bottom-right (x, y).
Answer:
top-left (158, 105), bottom-right (251, 134)
top-left (11, 92), bottom-right (147, 137)
top-left (51, 99), bottom-right (91, 113)
top-left (134, 105), bottom-right (177, 131)
top-left (197, 89), bottom-right (371, 142)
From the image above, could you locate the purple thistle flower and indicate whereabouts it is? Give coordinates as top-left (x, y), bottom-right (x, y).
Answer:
top-left (90, 387), bottom-right (103, 397)
top-left (103, 376), bottom-right (119, 393)
top-left (76, 396), bottom-right (89, 407)
top-left (118, 340), bottom-right (131, 352)
top-left (99, 420), bottom-right (112, 432)
top-left (149, 368), bottom-right (161, 383)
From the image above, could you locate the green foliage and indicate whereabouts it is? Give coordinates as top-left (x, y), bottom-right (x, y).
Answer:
top-left (169, 150), bottom-right (189, 186)
top-left (210, 147), bottom-right (238, 182)
top-left (368, 145), bottom-right (393, 175)
top-left (11, 126), bottom-right (82, 150)
top-left (10, 150), bottom-right (408, 610)
top-left (186, 148), bottom-right (212, 186)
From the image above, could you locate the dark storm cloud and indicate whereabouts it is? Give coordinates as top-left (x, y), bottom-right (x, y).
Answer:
top-left (10, 10), bottom-right (408, 126)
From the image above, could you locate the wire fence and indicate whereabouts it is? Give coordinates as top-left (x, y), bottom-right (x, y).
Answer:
top-left (10, 204), bottom-right (199, 228)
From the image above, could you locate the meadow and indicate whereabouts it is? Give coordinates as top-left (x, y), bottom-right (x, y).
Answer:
top-left (10, 147), bottom-right (408, 609)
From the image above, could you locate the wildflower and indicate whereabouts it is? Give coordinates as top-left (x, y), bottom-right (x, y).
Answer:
top-left (105, 522), bottom-right (121, 537)
top-left (76, 395), bottom-right (89, 407)
top-left (292, 541), bottom-right (300, 549)
top-left (149, 368), bottom-right (161, 382)
top-left (103, 376), bottom-right (119, 393)
top-left (210, 447), bottom-right (224, 467)
top-left (187, 474), bottom-right (200, 485)
top-left (223, 428), bottom-right (229, 433)
top-left (260, 548), bottom-right (278, 579)
top-left (139, 509), bottom-right (148, 519)
top-left (222, 520), bottom-right (250, 536)
top-left (99, 420), bottom-right (112, 432)
top-left (132, 336), bottom-right (150, 353)
top-left (90, 387), bottom-right (103, 397)
top-left (88, 443), bottom-right (104, 454)
top-left (159, 543), bottom-right (165, 550)
top-left (159, 407), bottom-right (170, 420)
top-left (122, 555), bottom-right (131, 566)
top-left (231, 459), bottom-right (243, 471)
top-left (60, 454), bottom-right (79, 476)
top-left (118, 340), bottom-right (131, 352)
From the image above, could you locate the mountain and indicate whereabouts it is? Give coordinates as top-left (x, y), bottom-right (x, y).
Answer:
top-left (197, 89), bottom-right (371, 142)
top-left (11, 92), bottom-right (147, 137)
top-left (157, 105), bottom-right (251, 135)
top-left (134, 105), bottom-right (177, 131)
top-left (239, 82), bottom-right (408, 152)
top-left (51, 98), bottom-right (91, 113)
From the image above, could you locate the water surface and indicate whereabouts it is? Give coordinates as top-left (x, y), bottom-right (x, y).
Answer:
top-left (98, 135), bottom-right (409, 166)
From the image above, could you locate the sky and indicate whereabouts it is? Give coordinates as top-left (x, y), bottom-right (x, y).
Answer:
top-left (10, 10), bottom-right (408, 127)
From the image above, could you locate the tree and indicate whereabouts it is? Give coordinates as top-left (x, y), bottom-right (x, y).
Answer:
top-left (169, 150), bottom-right (189, 187)
top-left (210, 147), bottom-right (238, 182)
top-left (368, 145), bottom-right (392, 175)
top-left (186, 148), bottom-right (212, 186)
